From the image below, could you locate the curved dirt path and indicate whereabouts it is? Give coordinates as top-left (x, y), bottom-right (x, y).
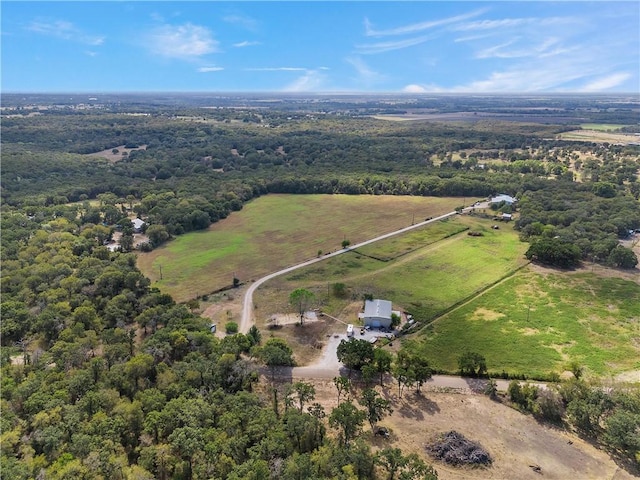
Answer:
top-left (240, 210), bottom-right (461, 333)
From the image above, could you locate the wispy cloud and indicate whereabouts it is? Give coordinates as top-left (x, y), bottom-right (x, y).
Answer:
top-left (580, 73), bottom-right (631, 92)
top-left (223, 14), bottom-right (258, 31)
top-left (245, 67), bottom-right (307, 72)
top-left (345, 56), bottom-right (385, 86)
top-left (283, 69), bottom-right (328, 92)
top-left (355, 34), bottom-right (434, 55)
top-left (27, 19), bottom-right (105, 45)
top-left (452, 16), bottom-right (574, 32)
top-left (233, 40), bottom-right (261, 48)
top-left (197, 66), bottom-right (224, 73)
top-left (364, 9), bottom-right (485, 37)
top-left (475, 37), bottom-right (570, 59)
top-left (145, 23), bottom-right (218, 59)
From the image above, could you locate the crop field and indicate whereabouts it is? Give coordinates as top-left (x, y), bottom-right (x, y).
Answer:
top-left (137, 194), bottom-right (473, 302)
top-left (410, 268), bottom-right (640, 379)
top-left (253, 215), bottom-right (529, 327)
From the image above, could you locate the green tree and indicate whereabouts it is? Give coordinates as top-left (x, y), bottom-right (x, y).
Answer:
top-left (247, 325), bottom-right (262, 346)
top-left (329, 401), bottom-right (366, 448)
top-left (392, 350), bottom-right (415, 399)
top-left (334, 375), bottom-right (351, 404)
top-left (372, 348), bottom-right (394, 386)
top-left (146, 224), bottom-right (170, 247)
top-left (458, 351), bottom-right (487, 377)
top-left (525, 238), bottom-right (581, 268)
top-left (255, 338), bottom-right (294, 380)
top-left (337, 339), bottom-right (375, 373)
top-left (359, 388), bottom-right (393, 432)
top-left (292, 381), bottom-right (316, 412)
top-left (376, 448), bottom-right (439, 480)
top-left (289, 288), bottom-right (315, 325)
top-left (607, 245), bottom-right (638, 269)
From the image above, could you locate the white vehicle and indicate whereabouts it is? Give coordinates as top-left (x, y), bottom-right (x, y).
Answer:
top-left (347, 324), bottom-right (354, 337)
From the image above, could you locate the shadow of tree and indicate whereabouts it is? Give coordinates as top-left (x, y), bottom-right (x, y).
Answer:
top-left (395, 391), bottom-right (441, 420)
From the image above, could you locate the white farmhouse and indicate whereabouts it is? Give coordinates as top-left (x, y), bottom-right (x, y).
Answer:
top-left (489, 194), bottom-right (517, 205)
top-left (131, 218), bottom-right (146, 233)
top-left (362, 299), bottom-right (393, 329)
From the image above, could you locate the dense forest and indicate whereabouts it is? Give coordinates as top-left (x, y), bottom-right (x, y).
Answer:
top-left (1, 94), bottom-right (639, 478)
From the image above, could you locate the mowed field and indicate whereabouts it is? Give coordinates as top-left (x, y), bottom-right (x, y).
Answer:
top-left (137, 194), bottom-right (473, 302)
top-left (252, 216), bottom-right (529, 359)
top-left (412, 267), bottom-right (640, 379)
top-left (257, 215), bottom-right (527, 319)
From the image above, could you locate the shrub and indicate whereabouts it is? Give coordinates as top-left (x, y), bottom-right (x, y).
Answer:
top-left (226, 322), bottom-right (239, 334)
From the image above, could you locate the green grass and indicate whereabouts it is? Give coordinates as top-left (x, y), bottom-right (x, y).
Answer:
top-left (411, 269), bottom-right (640, 378)
top-left (137, 194), bottom-right (473, 302)
top-left (256, 215), bottom-right (528, 324)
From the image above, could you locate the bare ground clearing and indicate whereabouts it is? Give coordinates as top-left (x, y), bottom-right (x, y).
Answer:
top-left (86, 144), bottom-right (147, 162)
top-left (257, 378), bottom-right (636, 480)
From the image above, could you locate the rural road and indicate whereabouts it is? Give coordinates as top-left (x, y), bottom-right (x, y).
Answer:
top-left (240, 209), bottom-right (467, 333)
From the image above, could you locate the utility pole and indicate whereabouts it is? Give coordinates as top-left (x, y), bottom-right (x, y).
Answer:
top-left (158, 264), bottom-right (163, 280)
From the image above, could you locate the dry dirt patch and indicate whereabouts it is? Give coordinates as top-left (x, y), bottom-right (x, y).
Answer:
top-left (277, 379), bottom-right (635, 480)
top-left (470, 307), bottom-right (505, 321)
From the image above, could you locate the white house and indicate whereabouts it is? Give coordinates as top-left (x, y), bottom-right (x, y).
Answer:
top-left (490, 194), bottom-right (517, 205)
top-left (362, 299), bottom-right (393, 329)
top-left (131, 218), bottom-right (146, 233)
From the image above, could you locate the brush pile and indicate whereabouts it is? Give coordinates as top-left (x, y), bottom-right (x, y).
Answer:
top-left (426, 431), bottom-right (492, 467)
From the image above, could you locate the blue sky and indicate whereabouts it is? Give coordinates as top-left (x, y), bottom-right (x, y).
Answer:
top-left (2, 1), bottom-right (639, 93)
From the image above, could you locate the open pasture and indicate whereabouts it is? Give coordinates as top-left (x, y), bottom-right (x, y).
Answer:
top-left (411, 268), bottom-right (640, 379)
top-left (137, 194), bottom-right (471, 302)
top-left (253, 216), bottom-right (529, 330)
top-left (558, 129), bottom-right (638, 144)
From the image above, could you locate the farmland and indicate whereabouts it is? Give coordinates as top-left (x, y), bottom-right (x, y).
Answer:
top-left (409, 267), bottom-right (640, 379)
top-left (137, 194), bottom-right (474, 302)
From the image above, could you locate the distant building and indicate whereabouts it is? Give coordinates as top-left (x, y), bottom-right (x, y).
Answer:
top-left (501, 213), bottom-right (513, 221)
top-left (490, 194), bottom-right (517, 205)
top-left (131, 218), bottom-right (146, 233)
top-left (362, 299), bottom-right (393, 329)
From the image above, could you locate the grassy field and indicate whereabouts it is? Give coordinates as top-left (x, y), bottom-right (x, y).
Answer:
top-left (579, 123), bottom-right (632, 131)
top-left (558, 129), bottom-right (637, 144)
top-left (137, 194), bottom-right (475, 302)
top-left (253, 215), bottom-right (529, 329)
top-left (410, 267), bottom-right (640, 379)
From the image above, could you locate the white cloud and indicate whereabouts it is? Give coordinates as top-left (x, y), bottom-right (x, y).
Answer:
top-left (233, 40), bottom-right (261, 48)
top-left (364, 9), bottom-right (486, 37)
top-left (223, 14), bottom-right (258, 31)
top-left (403, 84), bottom-right (427, 93)
top-left (282, 69), bottom-right (328, 92)
top-left (345, 56), bottom-right (385, 86)
top-left (452, 16), bottom-right (572, 32)
top-left (27, 19), bottom-right (105, 45)
top-left (146, 23), bottom-right (218, 59)
top-left (355, 34), bottom-right (434, 55)
top-left (245, 67), bottom-right (307, 72)
top-left (197, 66), bottom-right (224, 73)
top-left (580, 73), bottom-right (631, 92)
top-left (475, 38), bottom-right (568, 59)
